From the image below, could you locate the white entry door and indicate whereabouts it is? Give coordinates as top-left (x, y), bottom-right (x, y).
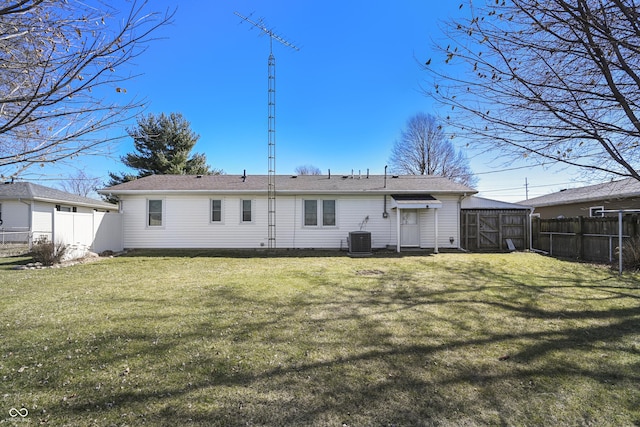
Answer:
top-left (400, 209), bottom-right (420, 247)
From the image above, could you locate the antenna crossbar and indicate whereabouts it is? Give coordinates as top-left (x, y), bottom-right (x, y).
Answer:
top-left (234, 11), bottom-right (300, 51)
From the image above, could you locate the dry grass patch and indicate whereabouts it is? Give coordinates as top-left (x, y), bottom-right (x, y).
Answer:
top-left (0, 251), bottom-right (639, 426)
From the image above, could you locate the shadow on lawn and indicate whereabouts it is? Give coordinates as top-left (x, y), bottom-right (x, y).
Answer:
top-left (34, 257), bottom-right (640, 425)
top-left (119, 247), bottom-right (436, 259)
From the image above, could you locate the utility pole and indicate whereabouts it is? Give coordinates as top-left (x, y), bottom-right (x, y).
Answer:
top-left (525, 177), bottom-right (529, 200)
top-left (235, 12), bottom-right (299, 250)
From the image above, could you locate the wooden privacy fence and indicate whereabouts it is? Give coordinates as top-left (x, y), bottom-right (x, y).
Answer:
top-left (461, 209), bottom-right (529, 252)
top-left (531, 215), bottom-right (640, 263)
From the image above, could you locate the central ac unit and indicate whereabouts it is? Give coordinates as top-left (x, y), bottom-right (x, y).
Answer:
top-left (349, 231), bottom-right (372, 256)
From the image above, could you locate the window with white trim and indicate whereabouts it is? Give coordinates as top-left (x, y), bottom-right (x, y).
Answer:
top-left (323, 200), bottom-right (336, 226)
top-left (304, 199), bottom-right (336, 227)
top-left (304, 200), bottom-right (317, 226)
top-left (590, 206), bottom-right (605, 217)
top-left (211, 199), bottom-right (222, 223)
top-left (241, 199), bottom-right (252, 223)
top-left (148, 199), bottom-right (163, 226)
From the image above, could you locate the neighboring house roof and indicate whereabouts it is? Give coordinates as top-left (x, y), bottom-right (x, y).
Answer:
top-left (100, 174), bottom-right (478, 195)
top-left (462, 196), bottom-right (532, 210)
top-left (0, 182), bottom-right (117, 210)
top-left (521, 178), bottom-right (640, 208)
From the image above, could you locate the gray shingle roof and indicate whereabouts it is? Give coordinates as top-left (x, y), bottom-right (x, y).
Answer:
top-left (0, 182), bottom-right (117, 209)
top-left (100, 174), bottom-right (477, 195)
top-left (522, 178), bottom-right (640, 207)
top-left (462, 196), bottom-right (531, 210)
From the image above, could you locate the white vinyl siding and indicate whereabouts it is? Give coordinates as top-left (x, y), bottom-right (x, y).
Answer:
top-left (118, 193), bottom-right (462, 250)
top-left (0, 201), bottom-right (29, 230)
top-left (32, 202), bottom-right (53, 240)
top-left (419, 195), bottom-right (460, 249)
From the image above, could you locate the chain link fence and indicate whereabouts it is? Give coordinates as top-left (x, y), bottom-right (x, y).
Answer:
top-left (0, 229), bottom-right (31, 257)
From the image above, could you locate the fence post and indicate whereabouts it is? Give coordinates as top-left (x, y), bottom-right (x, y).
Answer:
top-left (576, 216), bottom-right (584, 260)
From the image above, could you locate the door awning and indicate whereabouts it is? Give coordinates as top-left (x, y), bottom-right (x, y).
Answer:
top-left (391, 194), bottom-right (442, 209)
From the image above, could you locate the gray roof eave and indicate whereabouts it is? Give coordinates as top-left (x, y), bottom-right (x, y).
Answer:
top-left (31, 196), bottom-right (117, 209)
top-left (99, 189), bottom-right (476, 196)
top-left (528, 193), bottom-right (638, 207)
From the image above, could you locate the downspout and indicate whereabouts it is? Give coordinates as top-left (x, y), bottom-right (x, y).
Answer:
top-left (528, 207), bottom-right (535, 251)
top-left (383, 195), bottom-right (388, 219)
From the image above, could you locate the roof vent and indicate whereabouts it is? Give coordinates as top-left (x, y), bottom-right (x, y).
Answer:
top-left (196, 175), bottom-right (203, 178)
top-left (291, 175), bottom-right (297, 178)
top-left (392, 175), bottom-right (399, 179)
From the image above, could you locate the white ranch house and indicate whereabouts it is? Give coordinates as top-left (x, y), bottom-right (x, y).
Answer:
top-left (100, 173), bottom-right (477, 252)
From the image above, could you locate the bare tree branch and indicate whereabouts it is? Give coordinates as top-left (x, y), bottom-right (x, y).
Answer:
top-left (59, 169), bottom-right (102, 198)
top-left (389, 113), bottom-right (477, 188)
top-left (424, 0), bottom-right (640, 181)
top-left (294, 165), bottom-right (322, 175)
top-left (0, 0), bottom-right (174, 178)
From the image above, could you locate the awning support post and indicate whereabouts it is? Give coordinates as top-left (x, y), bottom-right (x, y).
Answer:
top-left (434, 208), bottom-right (439, 254)
top-left (396, 208), bottom-right (401, 253)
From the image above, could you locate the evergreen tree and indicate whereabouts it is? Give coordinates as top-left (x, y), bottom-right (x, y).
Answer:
top-left (107, 112), bottom-right (220, 189)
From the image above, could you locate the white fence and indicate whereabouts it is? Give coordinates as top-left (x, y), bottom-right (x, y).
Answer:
top-left (53, 211), bottom-right (123, 257)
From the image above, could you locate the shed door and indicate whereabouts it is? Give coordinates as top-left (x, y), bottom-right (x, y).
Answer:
top-left (400, 209), bottom-right (420, 247)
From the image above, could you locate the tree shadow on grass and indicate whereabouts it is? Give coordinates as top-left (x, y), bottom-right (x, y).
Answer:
top-left (0, 254), bottom-right (32, 269)
top-left (8, 254), bottom-right (640, 425)
top-left (118, 247), bottom-right (436, 259)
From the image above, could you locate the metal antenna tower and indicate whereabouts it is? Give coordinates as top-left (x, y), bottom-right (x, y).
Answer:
top-left (235, 11), bottom-right (299, 250)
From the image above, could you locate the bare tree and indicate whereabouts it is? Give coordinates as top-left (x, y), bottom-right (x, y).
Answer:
top-left (294, 164), bottom-right (322, 175)
top-left (0, 0), bottom-right (173, 179)
top-left (60, 170), bottom-right (102, 198)
top-left (389, 113), bottom-right (477, 187)
top-left (424, 0), bottom-right (640, 181)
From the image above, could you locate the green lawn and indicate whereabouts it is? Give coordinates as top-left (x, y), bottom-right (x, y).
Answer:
top-left (1, 251), bottom-right (639, 426)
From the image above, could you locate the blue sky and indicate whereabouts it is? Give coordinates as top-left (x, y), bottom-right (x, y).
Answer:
top-left (26, 0), bottom-right (593, 202)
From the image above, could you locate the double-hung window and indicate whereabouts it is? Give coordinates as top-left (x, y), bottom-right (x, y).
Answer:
top-left (148, 199), bottom-right (163, 227)
top-left (211, 199), bottom-right (222, 223)
top-left (241, 199), bottom-right (252, 223)
top-left (304, 199), bottom-right (336, 227)
top-left (304, 200), bottom-right (318, 226)
top-left (322, 200), bottom-right (336, 226)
